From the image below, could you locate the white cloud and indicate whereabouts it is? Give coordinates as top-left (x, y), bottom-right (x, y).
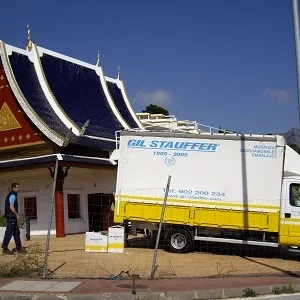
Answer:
top-left (261, 88), bottom-right (292, 104)
top-left (135, 89), bottom-right (173, 106)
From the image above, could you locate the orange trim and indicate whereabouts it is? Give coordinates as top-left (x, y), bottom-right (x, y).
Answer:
top-left (0, 140), bottom-right (45, 150)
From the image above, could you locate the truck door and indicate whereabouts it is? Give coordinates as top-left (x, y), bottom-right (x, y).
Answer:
top-left (280, 179), bottom-right (300, 246)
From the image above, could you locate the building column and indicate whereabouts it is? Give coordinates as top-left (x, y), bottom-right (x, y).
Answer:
top-left (55, 172), bottom-right (65, 238)
top-left (49, 166), bottom-right (70, 238)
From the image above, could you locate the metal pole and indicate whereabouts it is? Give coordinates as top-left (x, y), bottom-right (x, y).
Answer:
top-left (42, 158), bottom-right (59, 279)
top-left (150, 175), bottom-right (171, 279)
top-left (292, 0), bottom-right (300, 127)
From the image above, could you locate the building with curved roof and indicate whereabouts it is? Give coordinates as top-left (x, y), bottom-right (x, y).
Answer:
top-left (0, 32), bottom-right (143, 237)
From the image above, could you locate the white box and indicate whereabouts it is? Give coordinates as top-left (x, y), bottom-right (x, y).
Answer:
top-left (108, 225), bottom-right (124, 253)
top-left (85, 232), bottom-right (108, 252)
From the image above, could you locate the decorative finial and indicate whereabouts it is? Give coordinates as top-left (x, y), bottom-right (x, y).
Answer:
top-left (27, 24), bottom-right (33, 51)
top-left (63, 127), bottom-right (72, 147)
top-left (96, 50), bottom-right (100, 67)
top-left (117, 65), bottom-right (121, 80)
top-left (80, 119), bottom-right (90, 135)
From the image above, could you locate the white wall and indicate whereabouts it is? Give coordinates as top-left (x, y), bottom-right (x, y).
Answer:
top-left (0, 167), bottom-right (117, 236)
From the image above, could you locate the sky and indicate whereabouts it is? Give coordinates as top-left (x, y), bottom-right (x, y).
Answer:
top-left (0, 0), bottom-right (298, 134)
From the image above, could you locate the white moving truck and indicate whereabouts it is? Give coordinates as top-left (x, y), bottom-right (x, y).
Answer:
top-left (114, 130), bottom-right (300, 253)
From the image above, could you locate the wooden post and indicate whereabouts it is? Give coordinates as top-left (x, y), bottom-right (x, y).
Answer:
top-left (55, 171), bottom-right (65, 238)
top-left (48, 165), bottom-right (70, 237)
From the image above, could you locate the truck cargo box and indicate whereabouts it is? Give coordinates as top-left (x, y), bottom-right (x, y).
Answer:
top-left (115, 131), bottom-right (285, 233)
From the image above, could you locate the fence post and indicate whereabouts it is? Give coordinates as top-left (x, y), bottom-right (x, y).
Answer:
top-left (151, 175), bottom-right (171, 278)
top-left (25, 215), bottom-right (30, 241)
top-left (42, 158), bottom-right (59, 279)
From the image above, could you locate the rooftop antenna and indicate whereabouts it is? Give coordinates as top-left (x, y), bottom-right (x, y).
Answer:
top-left (96, 50), bottom-right (100, 67)
top-left (117, 65), bottom-right (121, 80)
top-left (292, 0), bottom-right (300, 127)
top-left (27, 23), bottom-right (33, 51)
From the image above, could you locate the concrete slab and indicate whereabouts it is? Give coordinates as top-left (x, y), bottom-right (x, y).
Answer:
top-left (0, 293), bottom-right (33, 299)
top-left (0, 280), bottom-right (36, 291)
top-left (0, 295), bottom-right (16, 300)
top-left (46, 281), bottom-right (82, 292)
top-left (68, 295), bottom-right (101, 300)
top-left (21, 281), bottom-right (59, 291)
top-left (34, 296), bottom-right (68, 300)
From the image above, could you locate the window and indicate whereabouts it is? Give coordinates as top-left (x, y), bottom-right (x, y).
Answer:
top-left (24, 197), bottom-right (37, 220)
top-left (67, 194), bottom-right (81, 219)
top-left (290, 184), bottom-right (300, 207)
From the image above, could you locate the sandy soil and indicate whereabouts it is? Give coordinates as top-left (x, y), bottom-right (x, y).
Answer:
top-left (1, 234), bottom-right (299, 279)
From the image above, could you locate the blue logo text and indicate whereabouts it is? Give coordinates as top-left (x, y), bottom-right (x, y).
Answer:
top-left (127, 139), bottom-right (219, 152)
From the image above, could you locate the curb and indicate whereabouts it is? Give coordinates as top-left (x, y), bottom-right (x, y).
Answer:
top-left (0, 283), bottom-right (300, 300)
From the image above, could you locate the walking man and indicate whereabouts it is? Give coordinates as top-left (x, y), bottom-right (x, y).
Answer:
top-left (2, 183), bottom-right (26, 255)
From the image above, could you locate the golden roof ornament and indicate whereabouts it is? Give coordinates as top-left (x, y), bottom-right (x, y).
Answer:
top-left (117, 65), bottom-right (121, 80)
top-left (96, 50), bottom-right (100, 67)
top-left (27, 24), bottom-right (33, 51)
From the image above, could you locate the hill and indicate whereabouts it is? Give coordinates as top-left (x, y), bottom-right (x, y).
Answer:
top-left (282, 128), bottom-right (300, 145)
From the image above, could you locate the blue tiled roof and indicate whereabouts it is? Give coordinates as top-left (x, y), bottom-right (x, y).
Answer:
top-left (9, 52), bottom-right (70, 137)
top-left (107, 81), bottom-right (139, 128)
top-left (40, 54), bottom-right (124, 139)
top-left (8, 52), bottom-right (116, 151)
top-left (71, 135), bottom-right (116, 150)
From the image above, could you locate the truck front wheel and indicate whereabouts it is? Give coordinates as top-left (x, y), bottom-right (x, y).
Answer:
top-left (166, 228), bottom-right (193, 253)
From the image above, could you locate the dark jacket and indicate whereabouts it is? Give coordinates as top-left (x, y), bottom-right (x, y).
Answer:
top-left (5, 191), bottom-right (18, 219)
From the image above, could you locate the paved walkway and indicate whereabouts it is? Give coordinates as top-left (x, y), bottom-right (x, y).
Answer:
top-left (0, 275), bottom-right (299, 299)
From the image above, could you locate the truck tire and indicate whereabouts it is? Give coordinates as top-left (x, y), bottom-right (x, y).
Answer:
top-left (166, 228), bottom-right (193, 253)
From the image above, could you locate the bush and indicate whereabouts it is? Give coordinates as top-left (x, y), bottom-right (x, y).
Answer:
top-left (0, 214), bottom-right (26, 229)
top-left (0, 243), bottom-right (52, 278)
top-left (242, 288), bottom-right (258, 297)
top-left (272, 284), bottom-right (297, 295)
top-left (0, 215), bottom-right (6, 227)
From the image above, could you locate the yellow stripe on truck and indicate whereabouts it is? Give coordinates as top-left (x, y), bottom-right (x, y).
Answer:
top-left (114, 198), bottom-right (280, 232)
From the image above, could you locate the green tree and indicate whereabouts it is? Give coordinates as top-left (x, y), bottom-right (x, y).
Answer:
top-left (142, 104), bottom-right (169, 115)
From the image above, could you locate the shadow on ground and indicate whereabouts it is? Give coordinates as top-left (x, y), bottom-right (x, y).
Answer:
top-left (127, 235), bottom-right (300, 262)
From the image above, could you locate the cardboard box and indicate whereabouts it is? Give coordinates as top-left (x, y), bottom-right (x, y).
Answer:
top-left (108, 225), bottom-right (124, 253)
top-left (85, 232), bottom-right (108, 252)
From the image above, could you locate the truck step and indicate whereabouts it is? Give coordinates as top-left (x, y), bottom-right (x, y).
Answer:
top-left (194, 236), bottom-right (279, 247)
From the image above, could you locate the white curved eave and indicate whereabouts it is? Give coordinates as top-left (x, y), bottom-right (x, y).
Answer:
top-left (0, 42), bottom-right (65, 146)
top-left (30, 45), bottom-right (81, 136)
top-left (118, 79), bottom-right (143, 129)
top-left (105, 76), bottom-right (143, 129)
top-left (0, 154), bottom-right (117, 166)
top-left (81, 134), bottom-right (116, 142)
top-left (96, 67), bottom-right (130, 129)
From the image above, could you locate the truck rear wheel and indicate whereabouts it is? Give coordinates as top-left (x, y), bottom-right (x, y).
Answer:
top-left (166, 228), bottom-right (193, 253)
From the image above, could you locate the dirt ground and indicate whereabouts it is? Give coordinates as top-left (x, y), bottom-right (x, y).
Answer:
top-left (1, 234), bottom-right (300, 279)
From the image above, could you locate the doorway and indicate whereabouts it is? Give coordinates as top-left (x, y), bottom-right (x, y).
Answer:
top-left (87, 193), bottom-right (114, 232)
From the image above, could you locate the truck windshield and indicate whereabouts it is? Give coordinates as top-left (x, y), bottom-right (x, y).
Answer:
top-left (290, 183), bottom-right (300, 207)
